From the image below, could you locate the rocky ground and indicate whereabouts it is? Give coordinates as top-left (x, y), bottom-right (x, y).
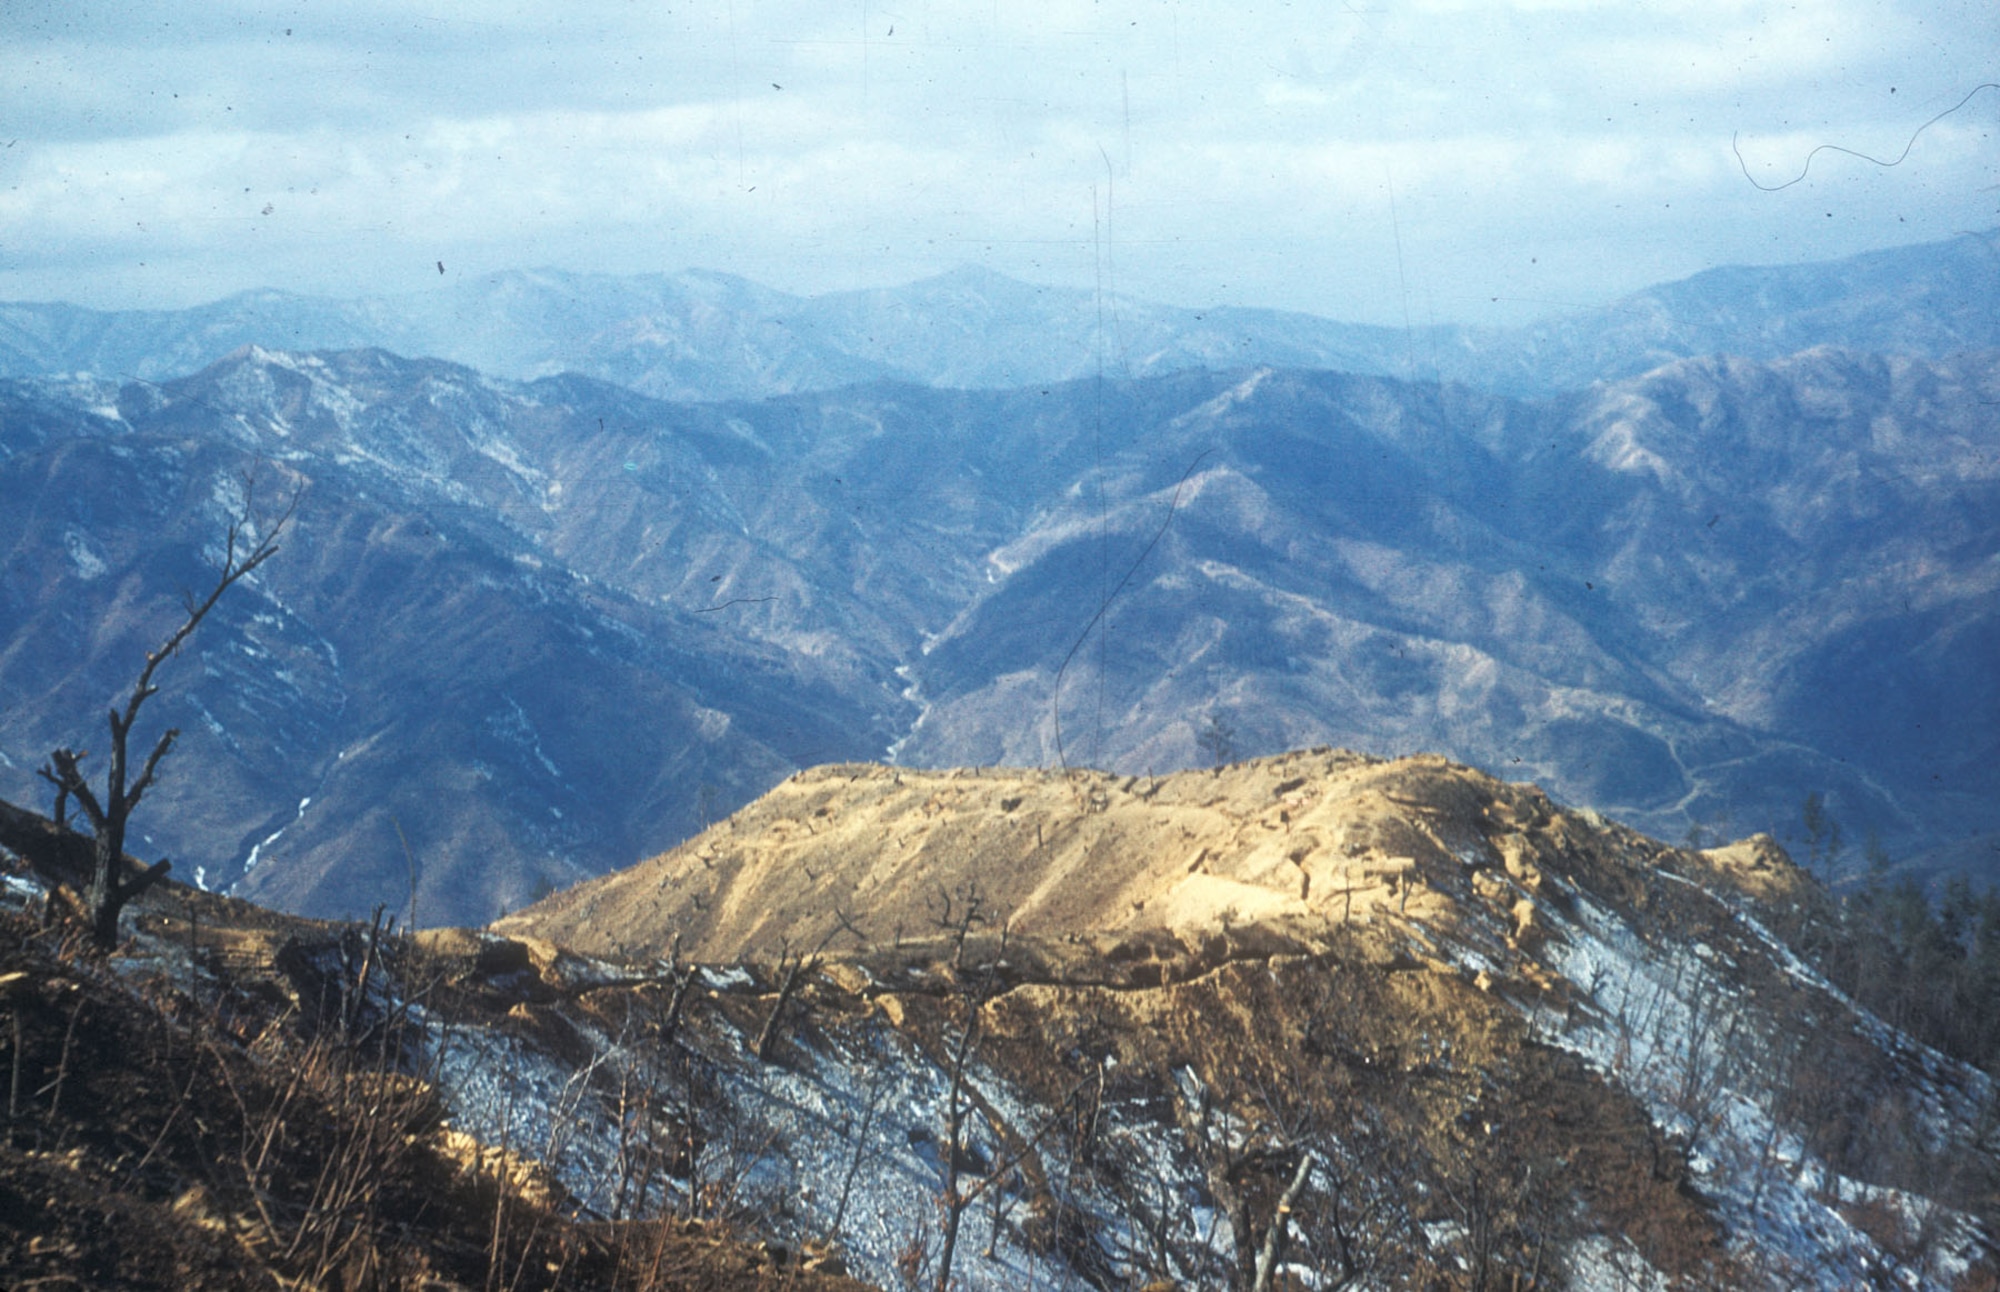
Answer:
top-left (2, 748), bottom-right (1995, 1288)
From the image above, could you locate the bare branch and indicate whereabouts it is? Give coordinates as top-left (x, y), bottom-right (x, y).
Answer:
top-left (35, 762), bottom-right (72, 826)
top-left (116, 856), bottom-right (173, 906)
top-left (120, 483), bottom-right (297, 740)
top-left (829, 902), bottom-right (868, 946)
top-left (124, 727), bottom-right (181, 810)
top-left (756, 935), bottom-right (834, 1064)
top-left (931, 880), bottom-right (992, 973)
top-left (1251, 1150), bottom-right (1314, 1292)
top-left (41, 751), bottom-right (105, 832)
top-left (40, 476), bottom-right (300, 946)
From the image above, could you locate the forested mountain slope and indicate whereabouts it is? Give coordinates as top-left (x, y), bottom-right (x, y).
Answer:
top-left (3, 338), bottom-right (1995, 921)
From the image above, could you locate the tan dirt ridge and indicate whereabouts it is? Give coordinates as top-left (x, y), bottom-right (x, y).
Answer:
top-left (494, 747), bottom-right (1784, 972)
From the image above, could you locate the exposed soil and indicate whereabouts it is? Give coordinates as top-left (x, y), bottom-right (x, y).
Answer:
top-left (4, 747), bottom-right (1989, 1288)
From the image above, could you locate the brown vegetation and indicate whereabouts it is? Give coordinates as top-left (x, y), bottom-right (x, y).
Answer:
top-left (5, 745), bottom-right (1997, 1288)
top-left (496, 749), bottom-right (2000, 1288)
top-left (0, 871), bottom-right (871, 1291)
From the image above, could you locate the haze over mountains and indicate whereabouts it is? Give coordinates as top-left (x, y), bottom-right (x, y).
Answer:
top-left (6, 229), bottom-right (2000, 400)
top-left (1, 230), bottom-right (1996, 925)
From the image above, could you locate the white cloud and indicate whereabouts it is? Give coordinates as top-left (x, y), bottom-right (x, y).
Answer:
top-left (0, 0), bottom-right (1993, 322)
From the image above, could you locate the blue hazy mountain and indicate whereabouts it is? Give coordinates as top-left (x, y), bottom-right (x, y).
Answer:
top-left (3, 336), bottom-right (1994, 922)
top-left (5, 230), bottom-right (1997, 399)
top-left (0, 350), bottom-right (903, 924)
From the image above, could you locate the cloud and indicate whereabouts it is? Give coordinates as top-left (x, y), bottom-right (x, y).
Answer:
top-left (0, 0), bottom-right (1993, 322)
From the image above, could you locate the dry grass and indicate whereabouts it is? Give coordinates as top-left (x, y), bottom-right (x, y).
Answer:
top-left (0, 900), bottom-right (869, 1291)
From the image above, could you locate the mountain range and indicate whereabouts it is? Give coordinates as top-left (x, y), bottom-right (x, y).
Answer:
top-left (5, 229), bottom-right (2000, 400)
top-left (1, 230), bottom-right (1997, 925)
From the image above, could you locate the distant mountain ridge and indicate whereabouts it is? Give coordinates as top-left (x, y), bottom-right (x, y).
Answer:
top-left (3, 333), bottom-right (1996, 923)
top-left (4, 229), bottom-right (1998, 400)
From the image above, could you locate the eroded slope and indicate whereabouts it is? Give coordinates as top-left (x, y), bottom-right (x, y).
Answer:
top-left (497, 749), bottom-right (1788, 970)
top-left (495, 751), bottom-right (1993, 1288)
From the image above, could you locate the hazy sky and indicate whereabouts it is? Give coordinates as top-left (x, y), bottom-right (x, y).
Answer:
top-left (2, 0), bottom-right (1994, 325)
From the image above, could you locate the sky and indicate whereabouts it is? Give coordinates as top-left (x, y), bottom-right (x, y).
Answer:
top-left (1, 0), bottom-right (1995, 326)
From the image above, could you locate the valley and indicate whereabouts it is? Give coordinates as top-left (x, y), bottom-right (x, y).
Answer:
top-left (1, 342), bottom-right (1995, 920)
top-left (8, 6), bottom-right (1996, 1286)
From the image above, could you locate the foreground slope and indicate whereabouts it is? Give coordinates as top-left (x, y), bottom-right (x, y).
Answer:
top-left (1, 747), bottom-right (1989, 1287)
top-left (0, 856), bottom-right (872, 1290)
top-left (500, 750), bottom-right (2000, 1288)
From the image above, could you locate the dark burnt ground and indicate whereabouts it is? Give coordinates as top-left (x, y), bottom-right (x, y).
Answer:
top-left (0, 904), bottom-right (871, 1291)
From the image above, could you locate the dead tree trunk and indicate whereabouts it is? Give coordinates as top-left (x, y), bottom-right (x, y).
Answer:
top-left (34, 487), bottom-right (293, 947)
top-left (755, 941), bottom-right (820, 1063)
top-left (931, 881), bottom-right (1006, 1292)
top-left (756, 913), bottom-right (859, 1063)
top-left (1251, 1150), bottom-right (1313, 1292)
top-left (934, 1001), bottom-right (980, 1292)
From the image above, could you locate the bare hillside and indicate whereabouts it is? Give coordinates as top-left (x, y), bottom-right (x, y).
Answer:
top-left (2, 745), bottom-right (1991, 1287)
top-left (478, 750), bottom-right (2000, 1287)
top-left (496, 748), bottom-right (1796, 968)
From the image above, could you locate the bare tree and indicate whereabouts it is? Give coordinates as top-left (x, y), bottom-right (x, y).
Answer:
top-left (1196, 711), bottom-right (1239, 769)
top-left (1166, 1039), bottom-right (1423, 1292)
top-left (755, 933), bottom-right (826, 1063)
top-left (931, 881), bottom-right (997, 1292)
top-left (924, 945), bottom-right (1102, 1292)
top-left (1172, 1069), bottom-right (1310, 1292)
top-left (755, 905), bottom-right (866, 1063)
top-left (1800, 791), bottom-right (1844, 878)
top-left (37, 485), bottom-right (296, 947)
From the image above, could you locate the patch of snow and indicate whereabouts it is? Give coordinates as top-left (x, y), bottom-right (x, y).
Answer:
top-left (63, 528), bottom-right (107, 580)
top-left (1566, 1233), bottom-right (1672, 1291)
top-left (0, 870), bottom-right (47, 910)
top-left (431, 1020), bottom-right (626, 1201)
top-left (419, 980), bottom-right (1110, 1290)
top-left (476, 436), bottom-right (545, 484)
top-left (1523, 885), bottom-right (1982, 1290)
top-left (489, 694), bottom-right (564, 781)
top-left (886, 664), bottom-right (932, 763)
top-left (189, 700), bottom-right (243, 755)
top-left (237, 799), bottom-right (316, 877)
top-left (242, 824), bottom-right (285, 875)
top-left (1654, 869), bottom-right (1994, 1128)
